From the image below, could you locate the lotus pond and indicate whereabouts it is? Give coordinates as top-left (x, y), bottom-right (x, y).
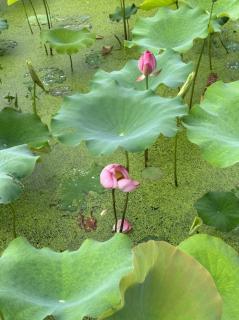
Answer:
top-left (0, 0), bottom-right (239, 319)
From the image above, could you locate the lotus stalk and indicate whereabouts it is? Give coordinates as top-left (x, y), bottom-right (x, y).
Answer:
top-left (120, 0), bottom-right (128, 40)
top-left (21, 0), bottom-right (33, 34)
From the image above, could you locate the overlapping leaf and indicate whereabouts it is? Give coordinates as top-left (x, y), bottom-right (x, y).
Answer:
top-left (179, 234), bottom-right (239, 320)
top-left (0, 108), bottom-right (50, 149)
top-left (92, 50), bottom-right (193, 90)
top-left (130, 5), bottom-right (209, 52)
top-left (0, 145), bottom-right (39, 204)
top-left (41, 28), bottom-right (95, 55)
top-left (51, 80), bottom-right (187, 155)
top-left (0, 234), bottom-right (133, 320)
top-left (183, 81), bottom-right (239, 168)
top-left (105, 241), bottom-right (222, 319)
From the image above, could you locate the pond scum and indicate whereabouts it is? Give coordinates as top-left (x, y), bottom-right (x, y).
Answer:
top-left (0, 0), bottom-right (239, 319)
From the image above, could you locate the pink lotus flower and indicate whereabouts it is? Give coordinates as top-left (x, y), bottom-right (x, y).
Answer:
top-left (137, 50), bottom-right (157, 81)
top-left (112, 219), bottom-right (132, 233)
top-left (100, 164), bottom-right (139, 192)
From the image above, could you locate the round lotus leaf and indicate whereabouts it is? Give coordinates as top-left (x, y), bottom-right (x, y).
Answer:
top-left (179, 234), bottom-right (239, 320)
top-left (130, 5), bottom-right (209, 53)
top-left (139, 0), bottom-right (177, 10)
top-left (51, 80), bottom-right (187, 155)
top-left (41, 28), bottom-right (96, 55)
top-left (105, 240), bottom-right (222, 320)
top-left (0, 108), bottom-right (50, 149)
top-left (184, 0), bottom-right (239, 21)
top-left (195, 191), bottom-right (239, 232)
top-left (0, 145), bottom-right (39, 204)
top-left (0, 234), bottom-right (133, 320)
top-left (92, 50), bottom-right (193, 90)
top-left (183, 81), bottom-right (239, 168)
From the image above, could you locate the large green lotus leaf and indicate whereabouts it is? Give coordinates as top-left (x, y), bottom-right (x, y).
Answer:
top-left (92, 50), bottom-right (193, 90)
top-left (179, 234), bottom-right (239, 320)
top-left (0, 108), bottom-right (50, 149)
top-left (183, 0), bottom-right (239, 21)
top-left (41, 28), bottom-right (96, 55)
top-left (105, 241), bottom-right (222, 320)
top-left (130, 6), bottom-right (209, 53)
top-left (51, 81), bottom-right (187, 155)
top-left (139, 0), bottom-right (176, 10)
top-left (183, 81), bottom-right (239, 168)
top-left (0, 145), bottom-right (39, 204)
top-left (195, 191), bottom-right (239, 232)
top-left (0, 234), bottom-right (133, 320)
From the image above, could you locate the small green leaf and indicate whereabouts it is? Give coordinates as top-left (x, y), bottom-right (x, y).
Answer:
top-left (189, 216), bottom-right (203, 235)
top-left (41, 28), bottom-right (95, 55)
top-left (139, 0), bottom-right (176, 10)
top-left (109, 4), bottom-right (138, 22)
top-left (195, 191), bottom-right (239, 232)
top-left (0, 145), bottom-right (39, 204)
top-left (179, 234), bottom-right (239, 320)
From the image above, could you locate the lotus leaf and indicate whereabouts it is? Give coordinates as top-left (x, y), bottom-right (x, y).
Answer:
top-left (139, 0), bottom-right (177, 10)
top-left (0, 145), bottom-right (39, 204)
top-left (51, 80), bottom-right (187, 155)
top-left (130, 5), bottom-right (209, 52)
top-left (0, 234), bottom-right (133, 320)
top-left (183, 0), bottom-right (239, 21)
top-left (41, 28), bottom-right (95, 55)
top-left (105, 240), bottom-right (222, 320)
top-left (0, 108), bottom-right (50, 149)
top-left (7, 0), bottom-right (18, 5)
top-left (179, 234), bottom-right (239, 320)
top-left (109, 4), bottom-right (138, 22)
top-left (195, 191), bottom-right (239, 232)
top-left (92, 50), bottom-right (193, 90)
top-left (183, 81), bottom-right (239, 168)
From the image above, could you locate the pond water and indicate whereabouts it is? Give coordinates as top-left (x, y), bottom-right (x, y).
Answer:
top-left (1, 0), bottom-right (239, 252)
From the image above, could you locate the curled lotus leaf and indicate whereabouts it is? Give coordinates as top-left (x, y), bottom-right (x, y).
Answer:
top-left (41, 28), bottom-right (96, 55)
top-left (130, 5), bottom-right (209, 52)
top-left (0, 234), bottom-right (133, 320)
top-left (139, 0), bottom-right (177, 10)
top-left (183, 81), bottom-right (239, 168)
top-left (0, 145), bottom-right (39, 204)
top-left (0, 108), bottom-right (50, 149)
top-left (51, 80), bottom-right (187, 155)
top-left (183, 0), bottom-right (239, 21)
top-left (92, 50), bottom-right (193, 90)
top-left (179, 234), bottom-right (239, 320)
top-left (105, 240), bottom-right (222, 320)
top-left (195, 191), bottom-right (239, 232)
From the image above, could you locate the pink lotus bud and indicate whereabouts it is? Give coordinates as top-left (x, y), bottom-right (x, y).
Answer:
top-left (100, 164), bottom-right (139, 192)
top-left (138, 50), bottom-right (157, 77)
top-left (112, 219), bottom-right (132, 233)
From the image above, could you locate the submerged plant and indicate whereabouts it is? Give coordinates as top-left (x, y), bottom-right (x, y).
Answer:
top-left (100, 164), bottom-right (139, 232)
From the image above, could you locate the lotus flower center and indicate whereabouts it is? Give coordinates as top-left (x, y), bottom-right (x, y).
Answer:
top-left (115, 171), bottom-right (124, 180)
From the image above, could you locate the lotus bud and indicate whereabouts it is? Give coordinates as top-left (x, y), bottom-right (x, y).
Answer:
top-left (138, 50), bottom-right (157, 76)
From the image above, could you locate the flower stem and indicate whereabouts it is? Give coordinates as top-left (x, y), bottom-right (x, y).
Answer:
top-left (208, 33), bottom-right (212, 71)
top-left (144, 75), bottom-right (149, 167)
top-left (121, 0), bottom-right (128, 40)
top-left (120, 192), bottom-right (129, 232)
top-left (9, 204), bottom-right (16, 239)
top-left (21, 0), bottom-right (34, 35)
top-left (125, 150), bottom-right (129, 172)
top-left (112, 189), bottom-right (118, 232)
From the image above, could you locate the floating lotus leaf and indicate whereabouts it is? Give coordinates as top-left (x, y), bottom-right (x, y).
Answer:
top-left (183, 0), bottom-right (239, 21)
top-left (179, 234), bottom-right (239, 320)
top-left (109, 4), bottom-right (138, 22)
top-left (195, 191), bottom-right (239, 232)
top-left (139, 0), bottom-right (176, 10)
top-left (130, 5), bottom-right (209, 52)
top-left (92, 50), bottom-right (193, 90)
top-left (105, 241), bottom-right (222, 320)
top-left (41, 28), bottom-right (95, 55)
top-left (0, 145), bottom-right (39, 204)
top-left (183, 81), bottom-right (239, 168)
top-left (0, 108), bottom-right (50, 149)
top-left (51, 80), bottom-right (187, 155)
top-left (0, 234), bottom-right (133, 320)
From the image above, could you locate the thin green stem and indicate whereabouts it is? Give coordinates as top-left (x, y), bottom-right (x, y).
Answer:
top-left (144, 75), bottom-right (149, 167)
top-left (208, 33), bottom-right (212, 71)
top-left (174, 133), bottom-right (178, 187)
top-left (69, 55), bottom-right (74, 72)
top-left (175, 0), bottom-right (179, 8)
top-left (121, 0), bottom-right (128, 40)
top-left (189, 39), bottom-right (206, 109)
top-left (21, 0), bottom-right (34, 34)
top-left (28, 0), bottom-right (42, 30)
top-left (44, 0), bottom-right (53, 27)
top-left (120, 192), bottom-right (129, 232)
top-left (42, 0), bottom-right (51, 30)
top-left (9, 204), bottom-right (16, 239)
top-left (32, 82), bottom-right (37, 116)
top-left (126, 19), bottom-right (130, 40)
top-left (125, 150), bottom-right (129, 172)
top-left (112, 189), bottom-right (118, 232)
top-left (218, 34), bottom-right (229, 54)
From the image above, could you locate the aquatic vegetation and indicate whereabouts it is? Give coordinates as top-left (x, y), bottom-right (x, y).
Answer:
top-left (139, 0), bottom-right (177, 10)
top-left (0, 18), bottom-right (8, 32)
